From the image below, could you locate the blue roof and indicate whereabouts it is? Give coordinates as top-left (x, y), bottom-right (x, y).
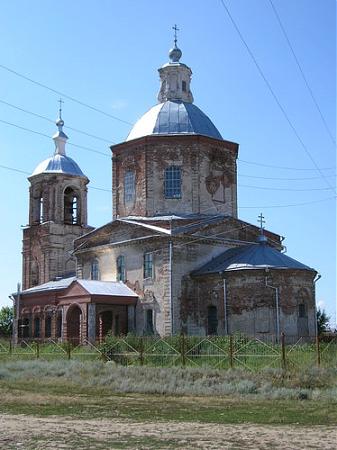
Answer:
top-left (31, 154), bottom-right (86, 178)
top-left (126, 100), bottom-right (222, 141)
top-left (193, 242), bottom-right (315, 276)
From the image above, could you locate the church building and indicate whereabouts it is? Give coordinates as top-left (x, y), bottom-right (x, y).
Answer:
top-left (14, 37), bottom-right (318, 343)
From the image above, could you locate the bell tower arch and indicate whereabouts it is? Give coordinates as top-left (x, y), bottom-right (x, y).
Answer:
top-left (22, 108), bottom-right (91, 290)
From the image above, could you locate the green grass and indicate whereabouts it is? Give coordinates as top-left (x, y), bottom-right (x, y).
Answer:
top-left (0, 360), bottom-right (336, 425)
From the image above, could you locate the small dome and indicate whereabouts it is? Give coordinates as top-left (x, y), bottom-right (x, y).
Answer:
top-left (169, 46), bottom-right (182, 62)
top-left (31, 154), bottom-right (86, 178)
top-left (126, 100), bottom-right (223, 141)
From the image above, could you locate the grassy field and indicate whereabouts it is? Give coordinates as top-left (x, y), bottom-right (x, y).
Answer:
top-left (0, 360), bottom-right (336, 449)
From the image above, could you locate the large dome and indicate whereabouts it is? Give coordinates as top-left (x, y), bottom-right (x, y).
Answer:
top-left (126, 100), bottom-right (223, 141)
top-left (31, 153), bottom-right (86, 178)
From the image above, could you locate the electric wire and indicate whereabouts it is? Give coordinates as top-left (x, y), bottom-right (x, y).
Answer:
top-left (0, 118), bottom-right (111, 157)
top-left (268, 0), bottom-right (336, 148)
top-left (0, 162), bottom-right (335, 208)
top-left (219, 0), bottom-right (336, 193)
top-left (0, 99), bottom-right (114, 144)
top-left (0, 63), bottom-right (133, 126)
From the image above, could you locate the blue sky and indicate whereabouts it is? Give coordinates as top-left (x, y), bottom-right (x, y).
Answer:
top-left (0, 0), bottom-right (335, 325)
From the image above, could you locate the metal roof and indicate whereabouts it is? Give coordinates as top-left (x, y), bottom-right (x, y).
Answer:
top-left (193, 242), bottom-right (315, 276)
top-left (77, 280), bottom-right (138, 297)
top-left (31, 154), bottom-right (86, 178)
top-left (126, 100), bottom-right (223, 141)
top-left (20, 277), bottom-right (76, 295)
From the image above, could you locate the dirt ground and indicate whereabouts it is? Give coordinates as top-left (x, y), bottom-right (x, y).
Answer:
top-left (0, 413), bottom-right (336, 449)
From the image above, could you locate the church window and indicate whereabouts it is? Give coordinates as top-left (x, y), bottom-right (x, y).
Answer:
top-left (64, 187), bottom-right (80, 225)
top-left (145, 309), bottom-right (154, 335)
top-left (56, 313), bottom-right (62, 338)
top-left (207, 305), bottom-right (218, 335)
top-left (124, 171), bottom-right (135, 204)
top-left (91, 259), bottom-right (100, 280)
top-left (31, 261), bottom-right (39, 287)
top-left (39, 197), bottom-right (44, 223)
top-left (45, 316), bottom-right (52, 338)
top-left (34, 317), bottom-right (40, 338)
top-left (143, 252), bottom-right (153, 279)
top-left (116, 255), bottom-right (126, 282)
top-left (299, 303), bottom-right (306, 318)
top-left (182, 80), bottom-right (187, 92)
top-left (164, 166), bottom-right (181, 199)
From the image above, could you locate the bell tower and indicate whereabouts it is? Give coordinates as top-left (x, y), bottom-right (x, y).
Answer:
top-left (22, 107), bottom-right (91, 290)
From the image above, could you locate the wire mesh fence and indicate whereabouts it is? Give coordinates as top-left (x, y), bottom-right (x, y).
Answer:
top-left (0, 334), bottom-right (336, 370)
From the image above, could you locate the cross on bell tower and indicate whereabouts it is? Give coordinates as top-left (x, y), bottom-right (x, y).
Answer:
top-left (172, 24), bottom-right (179, 47)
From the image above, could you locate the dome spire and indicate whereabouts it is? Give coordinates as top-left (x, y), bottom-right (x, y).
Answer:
top-left (157, 26), bottom-right (194, 103)
top-left (53, 98), bottom-right (68, 156)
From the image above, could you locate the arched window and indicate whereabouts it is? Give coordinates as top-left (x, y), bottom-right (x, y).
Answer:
top-left (64, 187), bottom-right (80, 224)
top-left (45, 316), bottom-right (52, 338)
top-left (164, 166), bottom-right (181, 199)
top-left (116, 255), bottom-right (126, 282)
top-left (34, 317), bottom-right (40, 338)
top-left (39, 197), bottom-right (44, 223)
top-left (207, 306), bottom-right (218, 335)
top-left (91, 259), bottom-right (100, 280)
top-left (298, 303), bottom-right (306, 318)
top-left (182, 80), bottom-right (187, 92)
top-left (124, 171), bottom-right (135, 204)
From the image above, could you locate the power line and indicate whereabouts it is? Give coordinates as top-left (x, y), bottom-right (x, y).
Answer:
top-left (0, 98), bottom-right (114, 144)
top-left (0, 63), bottom-right (133, 126)
top-left (268, 0), bottom-right (336, 148)
top-left (238, 158), bottom-right (335, 172)
top-left (0, 118), bottom-right (111, 157)
top-left (0, 162), bottom-right (335, 209)
top-left (239, 173), bottom-right (336, 181)
top-left (240, 184), bottom-right (333, 192)
top-left (219, 0), bottom-right (336, 194)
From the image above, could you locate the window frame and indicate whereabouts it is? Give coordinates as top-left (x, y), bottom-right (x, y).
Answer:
top-left (164, 166), bottom-right (182, 199)
top-left (124, 170), bottom-right (136, 204)
top-left (116, 255), bottom-right (126, 282)
top-left (90, 258), bottom-right (100, 281)
top-left (143, 252), bottom-right (154, 279)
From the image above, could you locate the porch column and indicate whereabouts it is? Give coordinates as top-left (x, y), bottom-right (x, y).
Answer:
top-left (87, 303), bottom-right (96, 344)
top-left (127, 305), bottom-right (136, 334)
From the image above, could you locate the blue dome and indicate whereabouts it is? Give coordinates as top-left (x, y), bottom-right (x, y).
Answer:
top-left (126, 100), bottom-right (223, 141)
top-left (31, 154), bottom-right (86, 178)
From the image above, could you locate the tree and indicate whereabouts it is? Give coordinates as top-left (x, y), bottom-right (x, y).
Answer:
top-left (0, 306), bottom-right (13, 337)
top-left (317, 308), bottom-right (330, 335)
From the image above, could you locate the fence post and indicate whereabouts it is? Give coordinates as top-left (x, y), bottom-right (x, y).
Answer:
top-left (139, 337), bottom-right (144, 366)
top-left (229, 335), bottom-right (234, 368)
top-left (36, 341), bottom-right (40, 359)
top-left (67, 342), bottom-right (71, 360)
top-left (180, 332), bottom-right (186, 368)
top-left (281, 332), bottom-right (286, 369)
top-left (316, 334), bottom-right (321, 367)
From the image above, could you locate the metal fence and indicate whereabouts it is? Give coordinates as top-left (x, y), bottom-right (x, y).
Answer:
top-left (1, 334), bottom-right (336, 370)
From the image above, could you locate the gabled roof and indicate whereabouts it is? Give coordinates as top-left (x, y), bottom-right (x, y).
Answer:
top-left (192, 242), bottom-right (315, 276)
top-left (74, 279), bottom-right (138, 297)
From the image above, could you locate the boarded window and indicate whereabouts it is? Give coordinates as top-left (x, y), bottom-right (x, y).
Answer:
top-left (116, 255), bottom-right (126, 282)
top-left (164, 166), bottom-right (181, 199)
top-left (299, 303), bottom-right (306, 318)
top-left (124, 171), bottom-right (135, 204)
top-left (207, 306), bottom-right (218, 335)
top-left (143, 252), bottom-right (153, 279)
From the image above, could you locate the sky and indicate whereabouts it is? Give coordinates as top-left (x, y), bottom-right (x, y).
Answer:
top-left (0, 0), bottom-right (335, 325)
